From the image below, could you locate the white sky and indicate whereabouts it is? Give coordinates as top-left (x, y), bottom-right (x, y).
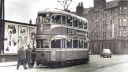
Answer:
top-left (5, 0), bottom-right (113, 24)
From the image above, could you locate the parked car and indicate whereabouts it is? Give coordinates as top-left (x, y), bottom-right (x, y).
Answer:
top-left (100, 49), bottom-right (112, 58)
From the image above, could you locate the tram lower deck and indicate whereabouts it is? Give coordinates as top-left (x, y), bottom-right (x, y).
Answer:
top-left (36, 48), bottom-right (89, 67)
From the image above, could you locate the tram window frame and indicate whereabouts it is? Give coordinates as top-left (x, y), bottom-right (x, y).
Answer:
top-left (67, 28), bottom-right (72, 35)
top-left (79, 39), bottom-right (84, 48)
top-left (79, 20), bottom-right (83, 28)
top-left (84, 41), bottom-right (88, 48)
top-left (67, 39), bottom-right (72, 48)
top-left (41, 14), bottom-right (50, 23)
top-left (67, 17), bottom-right (72, 26)
top-left (73, 39), bottom-right (78, 48)
top-left (73, 18), bottom-right (78, 27)
top-left (62, 15), bottom-right (66, 24)
top-left (52, 15), bottom-right (61, 24)
top-left (84, 22), bottom-right (87, 29)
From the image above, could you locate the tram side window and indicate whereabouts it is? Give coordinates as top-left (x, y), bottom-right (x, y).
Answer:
top-left (51, 39), bottom-right (61, 48)
top-left (79, 21), bottom-right (83, 28)
top-left (84, 22), bottom-right (87, 29)
top-left (67, 17), bottom-right (72, 26)
top-left (73, 18), bottom-right (78, 27)
top-left (52, 15), bottom-right (61, 24)
top-left (67, 39), bottom-right (72, 48)
top-left (62, 16), bottom-right (66, 24)
top-left (84, 41), bottom-right (88, 48)
top-left (73, 40), bottom-right (78, 48)
top-left (79, 40), bottom-right (83, 48)
top-left (67, 28), bottom-right (71, 35)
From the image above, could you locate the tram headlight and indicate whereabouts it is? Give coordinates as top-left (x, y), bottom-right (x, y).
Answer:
top-left (51, 50), bottom-right (56, 61)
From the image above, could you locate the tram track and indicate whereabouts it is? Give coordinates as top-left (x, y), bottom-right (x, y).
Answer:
top-left (86, 56), bottom-right (128, 72)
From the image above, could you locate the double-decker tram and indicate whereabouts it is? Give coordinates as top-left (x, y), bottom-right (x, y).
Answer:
top-left (35, 8), bottom-right (89, 67)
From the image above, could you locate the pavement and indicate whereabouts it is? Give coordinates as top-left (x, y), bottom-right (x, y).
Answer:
top-left (0, 61), bottom-right (17, 67)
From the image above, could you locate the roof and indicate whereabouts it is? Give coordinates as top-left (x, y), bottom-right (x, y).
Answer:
top-left (3, 20), bottom-right (36, 26)
top-left (106, 0), bottom-right (119, 9)
top-left (38, 8), bottom-right (88, 23)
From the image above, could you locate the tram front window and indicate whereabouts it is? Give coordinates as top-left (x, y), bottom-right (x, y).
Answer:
top-left (52, 15), bottom-right (61, 24)
top-left (67, 39), bottom-right (72, 48)
top-left (37, 39), bottom-right (49, 48)
top-left (51, 39), bottom-right (61, 48)
top-left (41, 14), bottom-right (50, 23)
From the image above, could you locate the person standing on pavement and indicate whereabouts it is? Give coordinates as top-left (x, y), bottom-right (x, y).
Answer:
top-left (31, 48), bottom-right (36, 67)
top-left (17, 46), bottom-right (27, 70)
top-left (25, 45), bottom-right (32, 68)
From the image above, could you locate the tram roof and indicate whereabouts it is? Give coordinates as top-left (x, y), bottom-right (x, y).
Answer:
top-left (38, 8), bottom-right (88, 23)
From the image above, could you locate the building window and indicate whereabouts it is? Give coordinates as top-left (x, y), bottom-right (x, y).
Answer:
top-left (103, 32), bottom-right (106, 39)
top-left (123, 30), bottom-right (127, 37)
top-left (119, 19), bottom-right (122, 26)
top-left (119, 31), bottom-right (122, 37)
top-left (123, 19), bottom-right (127, 26)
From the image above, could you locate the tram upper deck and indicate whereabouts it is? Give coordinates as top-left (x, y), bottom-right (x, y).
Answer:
top-left (36, 8), bottom-right (89, 49)
top-left (36, 8), bottom-right (88, 31)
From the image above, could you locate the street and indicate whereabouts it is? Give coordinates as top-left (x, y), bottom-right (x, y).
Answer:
top-left (0, 55), bottom-right (128, 72)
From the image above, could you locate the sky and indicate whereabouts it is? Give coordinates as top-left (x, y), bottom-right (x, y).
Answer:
top-left (5, 0), bottom-right (113, 24)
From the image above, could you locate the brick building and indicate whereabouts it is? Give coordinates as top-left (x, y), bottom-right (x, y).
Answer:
top-left (83, 0), bottom-right (128, 54)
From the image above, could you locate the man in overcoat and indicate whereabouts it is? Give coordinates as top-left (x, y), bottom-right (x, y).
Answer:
top-left (17, 46), bottom-right (27, 70)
